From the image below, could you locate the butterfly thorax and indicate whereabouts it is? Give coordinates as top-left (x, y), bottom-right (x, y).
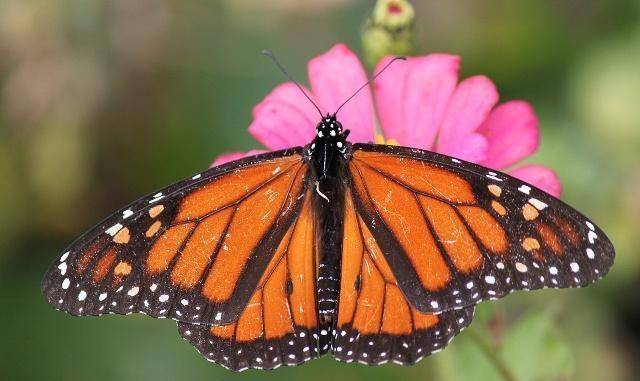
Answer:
top-left (307, 114), bottom-right (350, 181)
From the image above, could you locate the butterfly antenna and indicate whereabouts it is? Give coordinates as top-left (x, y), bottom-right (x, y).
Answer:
top-left (334, 56), bottom-right (406, 115)
top-left (262, 49), bottom-right (324, 118)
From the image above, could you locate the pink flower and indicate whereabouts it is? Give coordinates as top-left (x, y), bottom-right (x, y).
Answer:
top-left (213, 44), bottom-right (561, 197)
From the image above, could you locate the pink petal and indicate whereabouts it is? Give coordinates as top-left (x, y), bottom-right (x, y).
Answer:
top-left (210, 149), bottom-right (266, 167)
top-left (478, 100), bottom-right (540, 169)
top-left (437, 75), bottom-right (498, 153)
top-left (308, 44), bottom-right (375, 143)
top-left (509, 164), bottom-right (562, 198)
top-left (248, 82), bottom-right (318, 150)
top-left (374, 54), bottom-right (460, 149)
top-left (438, 133), bottom-right (488, 163)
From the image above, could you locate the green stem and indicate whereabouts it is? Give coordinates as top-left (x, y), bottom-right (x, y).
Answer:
top-left (468, 328), bottom-right (518, 381)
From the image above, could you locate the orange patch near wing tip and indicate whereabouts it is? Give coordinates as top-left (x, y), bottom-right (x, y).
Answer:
top-left (149, 205), bottom-right (165, 218)
top-left (552, 215), bottom-right (580, 247)
top-left (77, 240), bottom-right (103, 274)
top-left (536, 221), bottom-right (563, 255)
top-left (491, 200), bottom-right (507, 216)
top-left (92, 248), bottom-right (118, 283)
top-left (113, 227), bottom-right (130, 244)
top-left (145, 221), bottom-right (162, 237)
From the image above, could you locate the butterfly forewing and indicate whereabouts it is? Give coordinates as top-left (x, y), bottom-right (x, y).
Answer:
top-left (41, 149), bottom-right (311, 325)
top-left (348, 144), bottom-right (615, 315)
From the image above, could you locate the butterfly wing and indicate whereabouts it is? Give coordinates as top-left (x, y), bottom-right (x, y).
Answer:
top-left (333, 188), bottom-right (474, 365)
top-left (348, 143), bottom-right (615, 315)
top-left (176, 192), bottom-right (325, 371)
top-left (41, 149), bottom-right (311, 325)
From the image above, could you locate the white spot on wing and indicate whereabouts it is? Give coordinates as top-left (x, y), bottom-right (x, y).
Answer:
top-left (486, 172), bottom-right (503, 182)
top-left (149, 192), bottom-right (164, 204)
top-left (60, 251), bottom-right (69, 262)
top-left (529, 198), bottom-right (547, 210)
top-left (518, 185), bottom-right (531, 194)
top-left (128, 286), bottom-right (140, 296)
top-left (106, 223), bottom-right (123, 236)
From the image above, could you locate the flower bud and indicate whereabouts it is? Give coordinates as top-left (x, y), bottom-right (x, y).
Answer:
top-left (361, 0), bottom-right (415, 68)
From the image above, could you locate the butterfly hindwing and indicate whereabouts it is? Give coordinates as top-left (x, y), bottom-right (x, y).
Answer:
top-left (41, 149), bottom-right (311, 325)
top-left (177, 192), bottom-right (327, 371)
top-left (333, 189), bottom-right (474, 365)
top-left (348, 144), bottom-right (615, 315)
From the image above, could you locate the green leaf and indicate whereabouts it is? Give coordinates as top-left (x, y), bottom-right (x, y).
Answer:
top-left (434, 307), bottom-right (573, 381)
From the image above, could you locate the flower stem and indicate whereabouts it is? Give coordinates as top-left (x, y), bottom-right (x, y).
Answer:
top-left (468, 328), bottom-right (518, 381)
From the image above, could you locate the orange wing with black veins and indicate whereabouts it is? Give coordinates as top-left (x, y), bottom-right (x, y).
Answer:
top-left (347, 144), bottom-right (614, 315)
top-left (177, 193), bottom-right (325, 371)
top-left (41, 149), bottom-right (313, 327)
top-left (333, 189), bottom-right (474, 365)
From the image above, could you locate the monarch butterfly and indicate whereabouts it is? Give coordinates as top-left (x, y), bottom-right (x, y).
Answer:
top-left (42, 52), bottom-right (614, 372)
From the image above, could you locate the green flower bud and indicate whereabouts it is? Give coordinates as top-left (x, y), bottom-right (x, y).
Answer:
top-left (361, 0), bottom-right (415, 68)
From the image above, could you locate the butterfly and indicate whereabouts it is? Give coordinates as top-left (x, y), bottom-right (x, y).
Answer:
top-left (42, 53), bottom-right (614, 372)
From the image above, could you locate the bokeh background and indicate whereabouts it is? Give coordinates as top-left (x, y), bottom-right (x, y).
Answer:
top-left (1, 1), bottom-right (639, 380)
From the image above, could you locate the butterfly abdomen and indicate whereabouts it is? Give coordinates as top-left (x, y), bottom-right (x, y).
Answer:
top-left (312, 172), bottom-right (346, 352)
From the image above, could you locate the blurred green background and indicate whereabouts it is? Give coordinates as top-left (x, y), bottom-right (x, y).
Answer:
top-left (1, 1), bottom-right (639, 380)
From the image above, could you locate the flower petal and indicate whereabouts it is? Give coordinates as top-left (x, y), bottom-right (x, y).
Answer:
top-left (308, 44), bottom-right (375, 143)
top-left (248, 82), bottom-right (318, 150)
top-left (509, 164), bottom-right (562, 198)
top-left (210, 150), bottom-right (267, 167)
top-left (438, 133), bottom-right (488, 163)
top-left (437, 75), bottom-right (498, 153)
top-left (375, 54), bottom-right (460, 149)
top-left (478, 100), bottom-right (540, 169)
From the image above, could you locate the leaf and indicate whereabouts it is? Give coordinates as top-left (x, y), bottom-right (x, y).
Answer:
top-left (434, 306), bottom-right (574, 381)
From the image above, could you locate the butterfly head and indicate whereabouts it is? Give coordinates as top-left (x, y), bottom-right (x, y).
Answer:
top-left (316, 114), bottom-right (342, 138)
top-left (313, 114), bottom-right (350, 153)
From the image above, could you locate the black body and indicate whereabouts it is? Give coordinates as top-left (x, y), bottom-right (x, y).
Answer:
top-left (305, 114), bottom-right (351, 349)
